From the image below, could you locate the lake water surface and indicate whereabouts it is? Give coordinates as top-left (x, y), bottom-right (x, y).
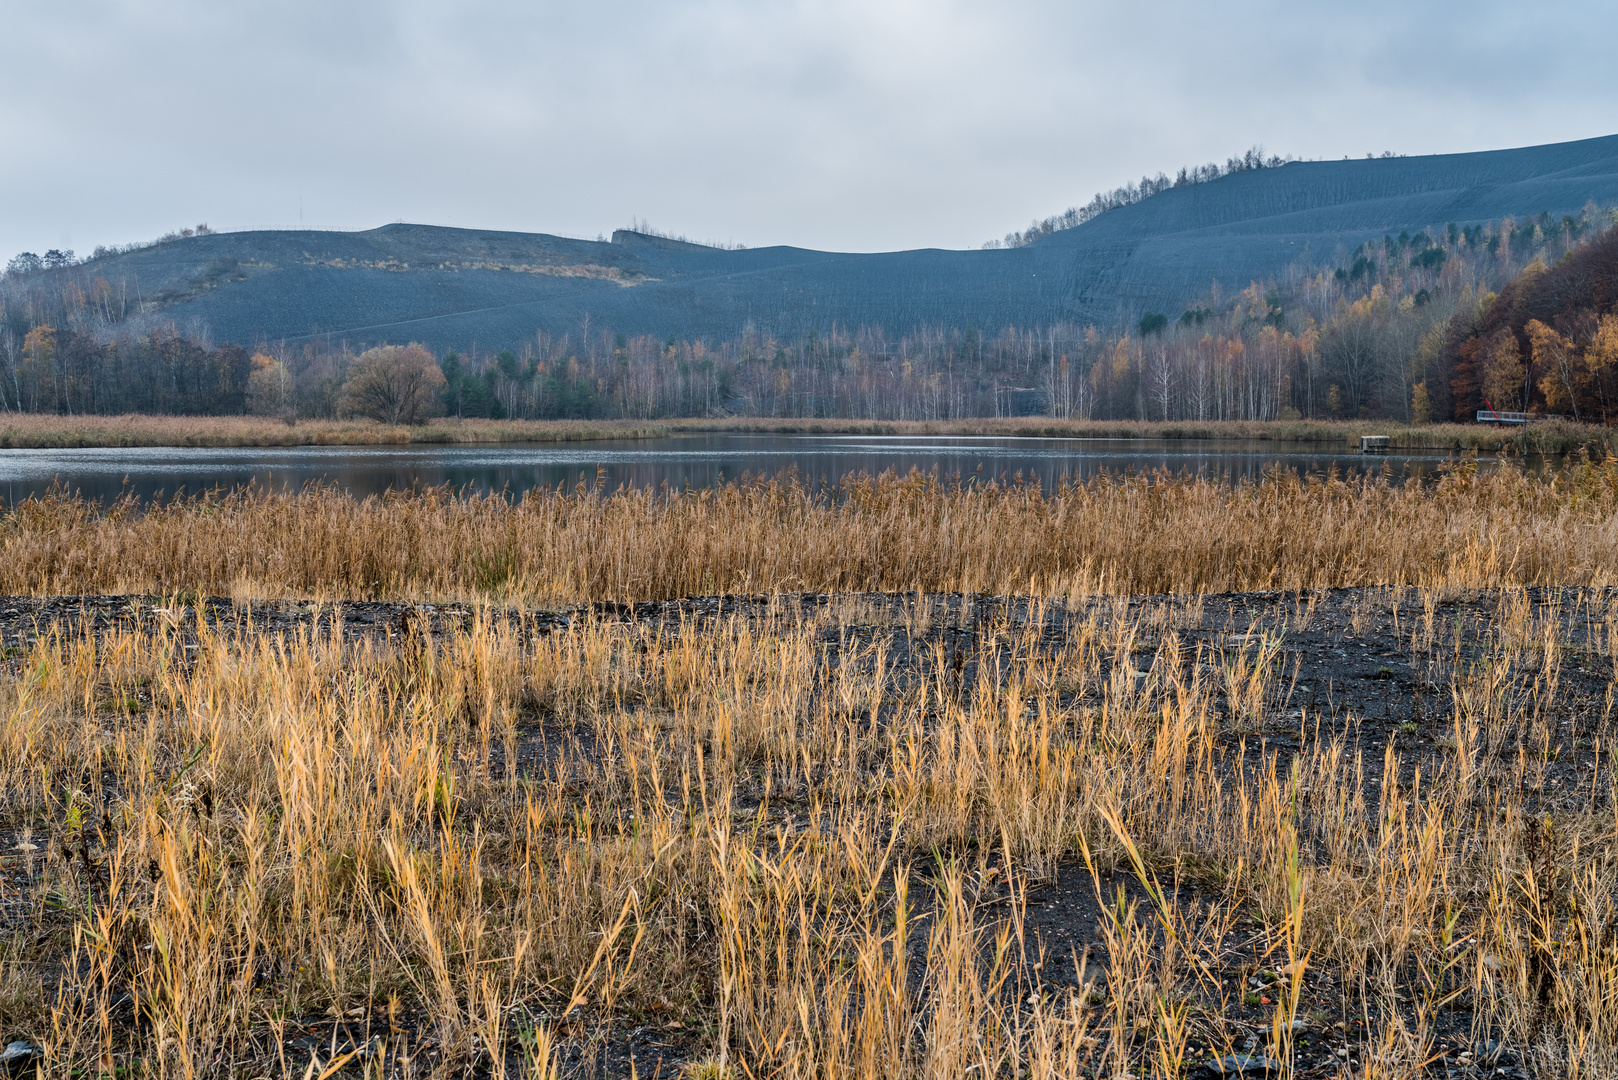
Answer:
top-left (0, 434), bottom-right (1532, 505)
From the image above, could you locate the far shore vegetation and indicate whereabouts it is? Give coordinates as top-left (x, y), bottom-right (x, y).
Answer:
top-left (4, 213), bottom-right (1617, 434)
top-left (0, 411), bottom-right (1613, 454)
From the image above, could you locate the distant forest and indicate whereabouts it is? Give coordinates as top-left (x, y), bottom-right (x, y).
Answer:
top-left (0, 208), bottom-right (1615, 424)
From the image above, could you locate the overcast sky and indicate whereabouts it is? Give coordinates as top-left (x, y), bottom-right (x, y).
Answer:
top-left (3, 0), bottom-right (1616, 260)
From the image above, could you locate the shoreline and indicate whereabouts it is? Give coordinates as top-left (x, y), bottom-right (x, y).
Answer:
top-left (0, 413), bottom-right (1610, 453)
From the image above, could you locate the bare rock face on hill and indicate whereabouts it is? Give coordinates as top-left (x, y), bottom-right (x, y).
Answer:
top-left (16, 134), bottom-right (1618, 350)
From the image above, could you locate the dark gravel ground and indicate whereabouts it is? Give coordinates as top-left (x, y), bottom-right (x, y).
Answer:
top-left (1, 587), bottom-right (1609, 1077)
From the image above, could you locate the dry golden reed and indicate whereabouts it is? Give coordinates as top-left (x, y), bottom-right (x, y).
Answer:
top-left (3, 458), bottom-right (1618, 602)
top-left (2, 587), bottom-right (1616, 1077)
top-left (0, 413), bottom-right (671, 449)
top-left (0, 412), bottom-right (1611, 453)
top-left (4, 457), bottom-right (1618, 1077)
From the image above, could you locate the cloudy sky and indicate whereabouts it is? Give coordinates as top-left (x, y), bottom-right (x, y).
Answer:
top-left (3, 0), bottom-right (1616, 260)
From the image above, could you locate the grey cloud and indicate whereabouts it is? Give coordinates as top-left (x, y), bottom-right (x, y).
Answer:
top-left (2, 0), bottom-right (1615, 260)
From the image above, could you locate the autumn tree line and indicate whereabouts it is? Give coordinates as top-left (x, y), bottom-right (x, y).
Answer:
top-left (1439, 222), bottom-right (1618, 421)
top-left (1, 208), bottom-right (1615, 424)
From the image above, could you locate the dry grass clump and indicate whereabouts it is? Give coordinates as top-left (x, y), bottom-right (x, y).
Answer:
top-left (4, 458), bottom-right (1618, 602)
top-left (0, 586), bottom-right (1616, 1076)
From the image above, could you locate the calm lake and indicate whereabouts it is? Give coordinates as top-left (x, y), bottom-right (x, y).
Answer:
top-left (0, 434), bottom-right (1532, 505)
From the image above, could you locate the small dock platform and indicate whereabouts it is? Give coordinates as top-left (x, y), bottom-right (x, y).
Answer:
top-left (1476, 410), bottom-right (1570, 424)
top-left (1359, 435), bottom-right (1391, 454)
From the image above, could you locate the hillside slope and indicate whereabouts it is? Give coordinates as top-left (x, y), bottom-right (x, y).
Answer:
top-left (30, 134), bottom-right (1618, 350)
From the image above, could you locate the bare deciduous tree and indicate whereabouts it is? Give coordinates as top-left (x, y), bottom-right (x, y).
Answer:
top-left (340, 344), bottom-right (445, 424)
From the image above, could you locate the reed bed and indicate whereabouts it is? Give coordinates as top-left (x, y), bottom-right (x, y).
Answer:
top-left (0, 415), bottom-right (673, 449)
top-left (3, 460), bottom-right (1618, 603)
top-left (0, 413), bottom-right (1610, 452)
top-left (0, 586), bottom-right (1615, 1077)
top-left (690, 416), bottom-right (1617, 454)
top-left (2, 462), bottom-right (1617, 1076)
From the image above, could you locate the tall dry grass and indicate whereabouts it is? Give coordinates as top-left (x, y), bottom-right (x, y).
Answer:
top-left (2, 460), bottom-right (1617, 1075)
top-left (1, 587), bottom-right (1616, 1076)
top-left (3, 458), bottom-right (1618, 602)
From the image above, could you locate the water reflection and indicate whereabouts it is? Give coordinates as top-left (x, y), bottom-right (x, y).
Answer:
top-left (0, 434), bottom-right (1534, 505)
